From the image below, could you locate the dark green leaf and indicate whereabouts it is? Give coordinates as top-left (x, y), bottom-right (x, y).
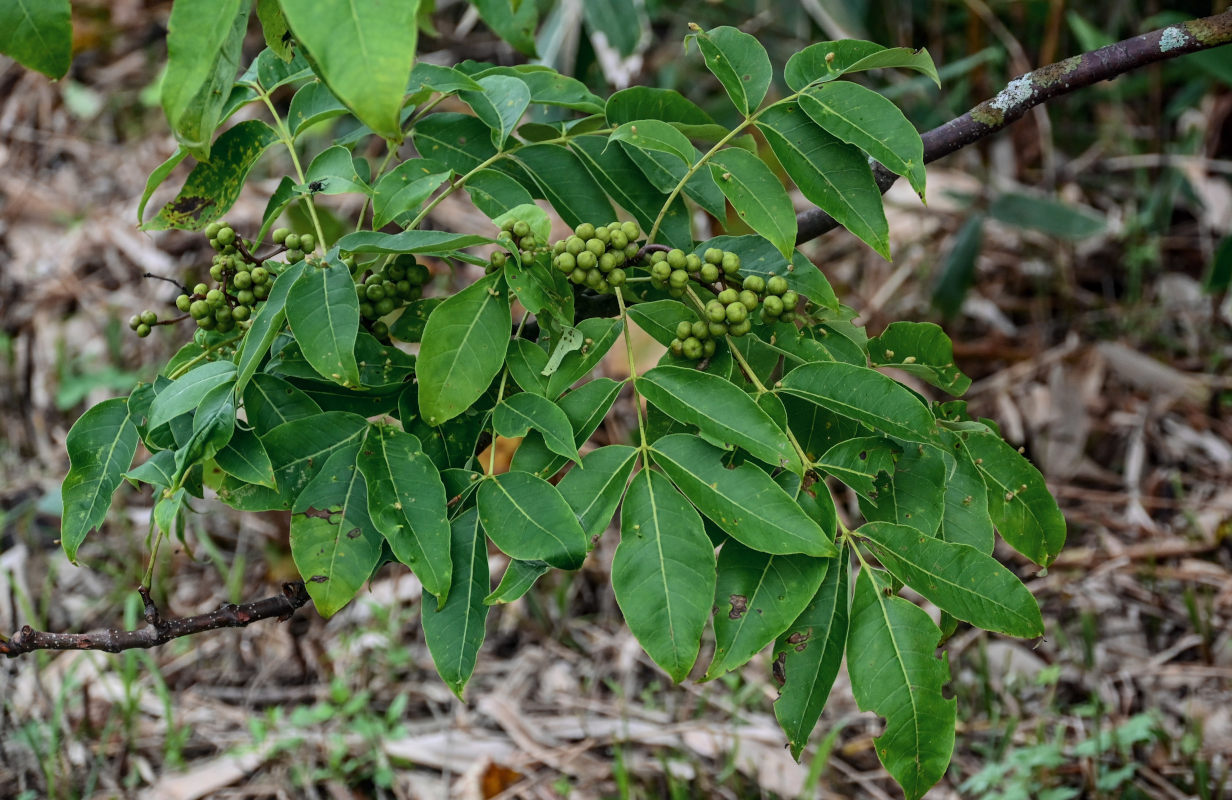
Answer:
top-left (503, 257), bottom-right (573, 329)
top-left (936, 442), bottom-right (995, 553)
top-left (144, 120), bottom-right (280, 231)
top-left (505, 339), bottom-right (549, 395)
top-left (242, 372), bottom-right (322, 436)
top-left (256, 0), bottom-right (293, 61)
top-left (639, 365), bottom-right (802, 472)
top-left (859, 444), bottom-right (947, 537)
top-left (609, 120), bottom-right (694, 168)
top-left (411, 113), bottom-right (498, 173)
top-left (558, 444), bottom-right (638, 542)
top-left (508, 144), bottom-right (615, 230)
top-left (235, 261), bottom-right (305, 395)
top-left (0, 0), bottom-right (71, 78)
top-left (472, 0), bottom-right (537, 57)
top-left (484, 559), bottom-right (550, 605)
top-left (357, 425), bottom-right (452, 603)
top-left (815, 436), bottom-right (898, 502)
top-left (651, 434), bottom-right (836, 556)
top-left (477, 472), bottom-right (588, 569)
top-left (613, 470), bottom-right (716, 681)
top-left (287, 260), bottom-right (361, 387)
top-left (408, 62), bottom-right (483, 94)
top-left (848, 567), bottom-right (955, 800)
top-left (301, 145), bottom-right (371, 196)
top-left (774, 548), bottom-right (850, 759)
top-left (687, 25), bottom-right (772, 116)
top-left (545, 317), bottom-right (622, 399)
top-left (137, 147), bottom-right (189, 226)
top-left (582, 0), bottom-right (639, 57)
top-left (290, 445), bottom-right (383, 617)
top-left (494, 393), bottom-right (579, 463)
top-left (215, 426), bottom-right (277, 489)
top-left (149, 360), bottom-right (236, 430)
top-left (707, 540), bottom-right (828, 680)
top-left (60, 398), bottom-right (139, 563)
top-left (337, 229), bottom-right (497, 256)
top-left (174, 381), bottom-right (237, 477)
top-left (125, 449), bottom-right (177, 490)
top-left (756, 102), bottom-right (889, 259)
top-left (777, 362), bottom-right (938, 444)
top-left (859, 522), bottom-right (1044, 638)
top-left (279, 0), bottom-right (418, 140)
top-left (417, 273), bottom-right (510, 425)
top-left (868, 322), bottom-right (971, 396)
top-left (389, 298), bottom-right (442, 343)
top-left (422, 507), bottom-right (490, 697)
top-left (785, 40), bottom-right (938, 92)
top-left (460, 74), bottom-right (531, 150)
top-left (510, 378), bottom-right (623, 477)
top-left (707, 148), bottom-right (796, 259)
top-left (606, 86), bottom-right (715, 128)
top-left (464, 169), bottom-right (536, 219)
top-left (624, 145), bottom-right (727, 220)
top-left (232, 411), bottom-right (368, 509)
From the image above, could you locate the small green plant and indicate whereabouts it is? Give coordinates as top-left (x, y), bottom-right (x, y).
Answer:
top-left (5, 3), bottom-right (1231, 798)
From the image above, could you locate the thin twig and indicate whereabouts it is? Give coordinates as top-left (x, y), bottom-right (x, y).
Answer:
top-left (142, 272), bottom-right (190, 294)
top-left (0, 582), bottom-right (311, 657)
top-left (795, 10), bottom-right (1232, 244)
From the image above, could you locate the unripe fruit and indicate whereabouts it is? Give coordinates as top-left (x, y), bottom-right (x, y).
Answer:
top-left (739, 290), bottom-right (758, 311)
top-left (232, 305), bottom-right (250, 321)
top-left (299, 233), bottom-right (315, 252)
top-left (729, 319), bottom-right (752, 336)
top-left (372, 321), bottom-right (389, 339)
top-left (519, 236), bottom-right (536, 251)
top-left (565, 236), bottom-right (585, 256)
top-left (585, 269), bottom-right (603, 288)
top-left (762, 295), bottom-right (784, 317)
top-left (204, 222), bottom-right (222, 239)
top-left (405, 264), bottom-right (430, 284)
top-left (552, 240), bottom-right (566, 255)
top-left (781, 290), bottom-right (799, 309)
top-left (676, 321), bottom-right (694, 340)
top-left (193, 283), bottom-right (209, 296)
top-left (598, 253), bottom-right (617, 272)
top-left (176, 294), bottom-right (191, 312)
top-left (253, 284), bottom-right (270, 300)
top-left (708, 321), bottom-right (728, 338)
top-left (705, 300), bottom-right (726, 323)
top-left (573, 222), bottom-right (595, 240)
top-left (621, 221), bottom-right (639, 240)
top-left (651, 262), bottom-right (672, 281)
top-left (742, 275), bottom-right (765, 294)
top-left (189, 300), bottom-right (210, 319)
top-left (650, 250), bottom-right (668, 263)
top-left (685, 253), bottom-right (703, 271)
top-left (512, 220), bottom-right (530, 238)
top-left (215, 307), bottom-right (233, 323)
top-left (594, 226), bottom-right (611, 244)
top-left (273, 227), bottom-right (290, 244)
top-left (717, 288), bottom-right (738, 305)
top-left (570, 268), bottom-right (587, 284)
top-left (668, 286), bottom-right (684, 298)
top-left (359, 302), bottom-right (375, 318)
top-left (209, 265), bottom-right (224, 281)
top-left (555, 252), bottom-right (576, 272)
top-left (670, 338), bottom-right (685, 357)
top-left (610, 230), bottom-right (628, 250)
top-left (691, 320), bottom-right (708, 340)
top-left (767, 275), bottom-right (788, 295)
top-left (608, 268), bottom-right (626, 286)
top-left (704, 247), bottom-right (723, 265)
top-left (491, 251), bottom-right (508, 268)
top-left (366, 284), bottom-right (386, 302)
top-left (215, 226), bottom-right (235, 246)
top-left (250, 267), bottom-right (269, 285)
top-left (197, 315), bottom-right (216, 330)
top-left (138, 309), bottom-right (157, 325)
top-left (666, 249), bottom-right (686, 269)
top-left (136, 323), bottom-right (151, 337)
top-left (206, 289), bottom-right (225, 306)
top-left (575, 251), bottom-right (596, 270)
top-left (781, 311), bottom-right (796, 324)
top-left (585, 238), bottom-right (605, 256)
top-left (236, 289), bottom-right (256, 305)
top-left (682, 336), bottom-right (703, 359)
top-left (128, 314), bottom-right (141, 330)
top-left (668, 269), bottom-right (689, 288)
top-left (726, 302), bottom-right (747, 323)
top-left (702, 339), bottom-right (716, 357)
top-left (283, 233), bottom-right (300, 251)
top-left (699, 263), bottom-right (720, 283)
top-left (721, 252), bottom-right (740, 274)
top-left (376, 297), bottom-right (396, 315)
top-left (233, 271), bottom-right (252, 289)
top-left (287, 249), bottom-right (304, 263)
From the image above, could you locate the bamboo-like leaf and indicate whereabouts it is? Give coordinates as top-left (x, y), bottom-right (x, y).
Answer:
top-left (613, 470), bottom-right (716, 682)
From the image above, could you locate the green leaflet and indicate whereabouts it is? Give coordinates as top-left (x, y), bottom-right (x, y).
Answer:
top-left (777, 362), bottom-right (937, 444)
top-left (242, 372), bottom-right (322, 436)
top-left (706, 540), bottom-right (828, 680)
top-left (858, 443), bottom-right (948, 537)
top-left (301, 145), bottom-right (371, 196)
top-left (756, 102), bottom-right (889, 259)
top-left (609, 120), bottom-right (695, 167)
top-left (507, 144), bottom-right (615, 230)
top-left (557, 445), bottom-right (638, 542)
top-left (0, 0), bottom-right (71, 79)
top-left (857, 522), bottom-right (1044, 638)
top-left (214, 427), bottom-right (277, 489)
top-left (174, 381), bottom-right (237, 479)
top-left (815, 436), bottom-right (898, 503)
top-left (687, 25), bottom-right (772, 116)
top-left (144, 120), bottom-right (280, 231)
top-left (255, 0), bottom-right (292, 61)
top-left (848, 567), bottom-right (955, 800)
top-left (416, 273), bottom-right (510, 425)
top-left (774, 548), bottom-right (850, 760)
top-left (472, 0), bottom-right (537, 56)
top-left (784, 40), bottom-right (939, 92)
top-left (235, 261), bottom-right (306, 395)
top-left (411, 113), bottom-right (499, 174)
top-left (936, 439), bottom-right (995, 553)
top-left (493, 393), bottom-right (580, 464)
top-left (955, 429), bottom-right (1066, 566)
top-left (460, 74), bottom-right (531, 150)
top-left (484, 559), bottom-right (549, 605)
top-left (290, 444), bottom-right (383, 617)
top-left (626, 300), bottom-right (696, 348)
top-left (477, 472), bottom-right (588, 570)
top-left (639, 365), bottom-right (802, 473)
top-left (422, 508), bottom-right (490, 698)
top-left (279, 0), bottom-right (418, 140)
top-left (60, 398), bottom-right (139, 563)
top-left (286, 259), bottom-right (361, 387)
top-left (651, 434), bottom-right (836, 557)
top-left (613, 470), bottom-right (716, 683)
top-left (464, 169), bottom-right (536, 220)
top-left (148, 360), bottom-right (236, 430)
top-left (338, 229), bottom-right (498, 256)
top-left (868, 322), bottom-right (971, 396)
top-left (509, 377), bottom-right (624, 478)
top-left (545, 317), bottom-right (622, 399)
top-left (356, 425), bottom-right (452, 604)
top-left (408, 62), bottom-right (483, 95)
top-left (289, 81), bottom-right (350, 137)
top-left (708, 148), bottom-right (797, 260)
top-left (798, 81), bottom-right (926, 196)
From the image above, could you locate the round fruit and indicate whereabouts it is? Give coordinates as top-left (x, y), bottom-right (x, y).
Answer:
top-left (136, 323), bottom-right (151, 337)
top-left (670, 338), bottom-right (684, 357)
top-left (725, 302), bottom-right (748, 324)
top-left (206, 289), bottom-right (225, 306)
top-left (729, 319), bottom-right (752, 336)
top-left (721, 252), bottom-right (740, 274)
top-left (284, 233), bottom-right (300, 251)
top-left (189, 300), bottom-right (210, 319)
top-left (708, 321), bottom-right (728, 338)
top-left (762, 295), bottom-right (785, 317)
top-left (299, 234), bottom-right (315, 252)
top-left (621, 221), bottom-right (639, 240)
top-left (699, 263), bottom-right (720, 283)
top-left (193, 283), bottom-right (209, 296)
top-left (705, 300), bottom-right (726, 323)
top-left (651, 262), bottom-right (672, 281)
top-left (743, 275), bottom-right (765, 294)
top-left (574, 223), bottom-right (596, 240)
top-left (250, 267), bottom-right (269, 285)
top-left (766, 275), bottom-right (788, 295)
top-left (233, 271), bottom-right (252, 289)
top-left (675, 321), bottom-right (692, 340)
top-left (685, 253), bottom-right (703, 272)
top-left (376, 297), bottom-right (396, 315)
top-left (232, 305), bottom-right (250, 322)
top-left (372, 321), bottom-right (389, 339)
top-left (555, 252), bottom-right (575, 273)
top-left (512, 220), bottom-right (530, 238)
top-left (566, 236), bottom-right (585, 256)
top-left (702, 339), bottom-right (716, 357)
top-left (128, 314), bottom-right (141, 330)
top-left (215, 226), bottom-right (235, 246)
top-left (668, 269), bottom-right (689, 288)
top-left (272, 227), bottom-right (290, 244)
top-left (739, 290), bottom-right (758, 311)
top-left (176, 294), bottom-right (191, 312)
top-left (577, 251), bottom-right (597, 270)
top-left (717, 288), bottom-right (738, 305)
top-left (781, 290), bottom-right (799, 309)
top-left (204, 222), bottom-right (222, 239)
top-left (235, 290), bottom-right (255, 305)
top-left (666, 249), bottom-right (686, 269)
top-left (406, 263), bottom-right (431, 284)
top-left (690, 320), bottom-right (708, 340)
top-left (704, 247), bottom-right (723, 265)
top-left (608, 268), bottom-right (626, 286)
top-left (682, 336), bottom-right (703, 359)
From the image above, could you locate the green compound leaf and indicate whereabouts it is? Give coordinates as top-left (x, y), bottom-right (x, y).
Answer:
top-left (422, 507), bottom-right (490, 698)
top-left (0, 0), bottom-right (71, 79)
top-left (460, 74), bottom-right (531, 150)
top-left (848, 567), bottom-right (955, 800)
top-left (416, 273), bottom-right (510, 426)
top-left (799, 81), bottom-right (926, 197)
top-left (858, 443), bottom-right (948, 537)
top-left (756, 102), bottom-right (889, 259)
top-left (858, 522), bottom-right (1044, 638)
top-left (161, 0), bottom-right (250, 159)
top-left (472, 0), bottom-right (537, 57)
top-left (149, 360), bottom-right (236, 430)
top-left (955, 429), bottom-right (1066, 566)
top-left (708, 148), bottom-right (797, 260)
top-left (641, 366), bottom-right (801, 473)
top-left (509, 143), bottom-right (616, 231)
top-left (242, 372), bottom-right (322, 436)
top-left (290, 444), bottom-right (383, 618)
top-left (868, 322), bottom-right (971, 396)
top-left (558, 444), bottom-right (638, 542)
top-left (235, 261), bottom-right (306, 396)
top-left (707, 540), bottom-right (829, 680)
top-left (478, 472), bottom-right (589, 570)
top-left (143, 120), bottom-right (280, 231)
top-left (279, 0), bottom-right (418, 140)
top-left (613, 469), bottom-right (716, 683)
top-left (494, 393), bottom-right (580, 464)
top-left (286, 260), bottom-right (361, 387)
top-left (357, 425), bottom-right (452, 604)
top-left (784, 40), bottom-right (939, 92)
top-left (777, 362), bottom-right (938, 444)
top-left (609, 120), bottom-right (695, 168)
top-left (774, 548), bottom-right (850, 760)
top-left (60, 398), bottom-right (139, 563)
top-left (687, 25), bottom-right (772, 116)
top-left (651, 434), bottom-right (836, 557)
top-left (215, 427), bottom-right (277, 489)
top-left (484, 559), bottom-right (549, 605)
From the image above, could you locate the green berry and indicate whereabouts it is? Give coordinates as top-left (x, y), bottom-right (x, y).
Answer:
top-left (372, 321), bottom-right (389, 339)
top-left (650, 250), bottom-right (668, 263)
top-left (598, 253), bottom-right (617, 272)
top-left (286, 249), bottom-right (305, 263)
top-left (739, 290), bottom-right (758, 311)
top-left (704, 247), bottom-right (723, 265)
top-left (721, 252), bottom-right (740, 274)
top-left (215, 226), bottom-right (235, 246)
top-left (406, 264), bottom-right (431, 284)
top-left (675, 321), bottom-right (693, 340)
top-left (742, 275), bottom-right (765, 294)
top-left (128, 314), bottom-right (141, 330)
top-left (569, 268), bottom-right (587, 284)
top-left (233, 271), bottom-right (252, 289)
top-left (209, 264), bottom-right (224, 281)
top-left (651, 262), bottom-right (672, 281)
top-left (625, 243), bottom-right (640, 259)
top-left (682, 337), bottom-right (703, 359)
top-left (691, 320), bottom-right (708, 340)
top-left (250, 267), bottom-right (269, 285)
top-left (766, 275), bottom-right (789, 295)
top-left (577, 251), bottom-right (597, 270)
top-left (574, 222), bottom-right (596, 240)
top-left (762, 295), bottom-right (785, 317)
top-left (273, 227), bottom-right (290, 244)
top-left (705, 301), bottom-right (727, 323)
top-left (189, 300), bottom-right (210, 319)
top-left (136, 323), bottom-right (151, 338)
top-left (376, 297), bottom-right (396, 315)
top-left (781, 290), bottom-right (799, 309)
top-left (608, 268), bottom-right (626, 287)
top-left (204, 222), bottom-right (222, 239)
top-left (729, 319), bottom-right (752, 337)
top-left (215, 306), bottom-right (233, 323)
top-left (666, 249), bottom-right (687, 269)
top-left (395, 280), bottom-right (413, 297)
top-left (708, 321), bottom-right (728, 338)
top-left (780, 311), bottom-right (795, 324)
top-left (283, 233), bottom-right (300, 251)
top-left (668, 269), bottom-right (689, 288)
top-left (717, 288), bottom-right (738, 305)
top-left (621, 221), bottom-right (639, 240)
top-left (253, 284), bottom-right (270, 300)
top-left (299, 234), bottom-right (315, 252)
top-left (491, 251), bottom-right (508, 268)
top-left (566, 236), bottom-right (585, 256)
top-left (586, 238), bottom-right (605, 257)
top-left (702, 339), bottom-right (716, 357)
top-left (366, 284), bottom-right (386, 302)
top-left (699, 263), bottom-right (720, 283)
top-left (519, 236), bottom-right (536, 251)
top-left (555, 253), bottom-right (576, 273)
top-left (610, 230), bottom-right (628, 250)
top-left (684, 253), bottom-right (703, 271)
top-left (139, 310), bottom-right (157, 325)
top-left (232, 305), bottom-right (250, 322)
top-left (585, 269), bottom-right (603, 289)
top-left (193, 283), bottom-right (209, 296)
top-left (594, 227), bottom-right (611, 244)
top-left (206, 289), bottom-right (225, 307)
top-left (196, 315), bottom-right (216, 330)
top-left (512, 220), bottom-right (531, 238)
top-left (552, 240), bottom-right (566, 256)
top-left (359, 302), bottom-right (375, 318)
top-left (670, 338), bottom-right (685, 357)
top-left (725, 302), bottom-right (748, 324)
top-left (176, 294), bottom-right (191, 312)
top-left (236, 289), bottom-right (255, 305)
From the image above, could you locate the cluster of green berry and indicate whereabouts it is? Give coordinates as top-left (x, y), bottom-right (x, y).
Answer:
top-left (663, 248), bottom-right (799, 361)
top-left (548, 221), bottom-right (639, 294)
top-left (176, 222), bottom-right (292, 333)
top-left (272, 226), bottom-right (315, 264)
top-left (356, 253), bottom-right (431, 340)
top-left (486, 218), bottom-right (547, 273)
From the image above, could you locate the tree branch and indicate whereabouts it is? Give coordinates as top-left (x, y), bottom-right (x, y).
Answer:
top-left (0, 582), bottom-right (311, 658)
top-left (795, 11), bottom-right (1232, 245)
